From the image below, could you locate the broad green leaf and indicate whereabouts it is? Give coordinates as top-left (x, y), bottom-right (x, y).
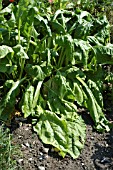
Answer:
top-left (67, 115), bottom-right (86, 158)
top-left (94, 15), bottom-right (110, 44)
top-left (0, 45), bottom-right (14, 59)
top-left (0, 3), bottom-right (12, 14)
top-left (84, 65), bottom-right (104, 91)
top-left (0, 58), bottom-right (12, 73)
top-left (33, 110), bottom-right (68, 155)
top-left (94, 44), bottom-right (113, 55)
top-left (33, 110), bottom-right (86, 159)
top-left (74, 39), bottom-right (91, 68)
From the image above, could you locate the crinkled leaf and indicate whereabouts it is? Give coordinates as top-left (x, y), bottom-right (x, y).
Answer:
top-left (33, 110), bottom-right (86, 159)
top-left (95, 44), bottom-right (113, 55)
top-left (67, 115), bottom-right (86, 158)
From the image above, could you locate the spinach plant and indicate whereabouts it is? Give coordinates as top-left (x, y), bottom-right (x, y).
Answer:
top-left (0, 0), bottom-right (113, 158)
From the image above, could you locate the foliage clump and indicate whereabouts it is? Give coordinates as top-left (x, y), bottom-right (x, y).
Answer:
top-left (0, 0), bottom-right (113, 159)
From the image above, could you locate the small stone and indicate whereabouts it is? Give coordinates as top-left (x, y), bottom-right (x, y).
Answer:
top-left (39, 156), bottom-right (44, 161)
top-left (105, 143), bottom-right (108, 147)
top-left (18, 159), bottom-right (23, 164)
top-left (19, 122), bottom-right (23, 127)
top-left (90, 137), bottom-right (94, 140)
top-left (81, 162), bottom-right (85, 166)
top-left (45, 155), bottom-right (49, 159)
top-left (21, 144), bottom-right (26, 149)
top-left (25, 142), bottom-right (30, 147)
top-left (43, 147), bottom-right (49, 154)
top-left (39, 152), bottom-right (43, 156)
top-left (29, 158), bottom-right (33, 161)
top-left (33, 141), bottom-right (36, 145)
top-left (38, 166), bottom-right (45, 170)
top-left (25, 127), bottom-right (29, 131)
top-left (18, 135), bottom-right (22, 139)
top-left (101, 157), bottom-right (111, 163)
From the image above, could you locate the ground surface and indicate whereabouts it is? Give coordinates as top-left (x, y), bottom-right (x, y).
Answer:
top-left (10, 97), bottom-right (113, 170)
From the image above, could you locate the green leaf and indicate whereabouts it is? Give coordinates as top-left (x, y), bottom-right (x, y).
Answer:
top-left (22, 81), bottom-right (43, 118)
top-left (67, 115), bottom-right (86, 158)
top-left (25, 64), bottom-right (45, 81)
top-left (0, 78), bottom-right (25, 122)
top-left (51, 21), bottom-right (66, 34)
top-left (87, 79), bottom-right (103, 108)
top-left (0, 45), bottom-right (14, 59)
top-left (33, 110), bottom-right (86, 159)
top-left (13, 44), bottom-right (29, 59)
top-left (72, 81), bottom-right (84, 105)
top-left (74, 39), bottom-right (91, 68)
top-left (33, 81), bottom-right (43, 108)
top-left (22, 85), bottom-right (35, 118)
top-left (77, 76), bottom-right (111, 132)
top-left (0, 58), bottom-right (12, 73)
top-left (35, 15), bottom-right (52, 36)
top-left (93, 44), bottom-right (113, 64)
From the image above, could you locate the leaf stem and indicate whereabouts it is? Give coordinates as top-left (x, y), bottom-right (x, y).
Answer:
top-left (18, 18), bottom-right (21, 44)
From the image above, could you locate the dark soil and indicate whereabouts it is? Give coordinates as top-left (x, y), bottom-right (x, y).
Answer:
top-left (10, 99), bottom-right (113, 170)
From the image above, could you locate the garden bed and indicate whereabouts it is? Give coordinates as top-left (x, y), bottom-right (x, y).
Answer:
top-left (1, 98), bottom-right (113, 170)
top-left (11, 99), bottom-right (113, 170)
top-left (1, 1), bottom-right (113, 169)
